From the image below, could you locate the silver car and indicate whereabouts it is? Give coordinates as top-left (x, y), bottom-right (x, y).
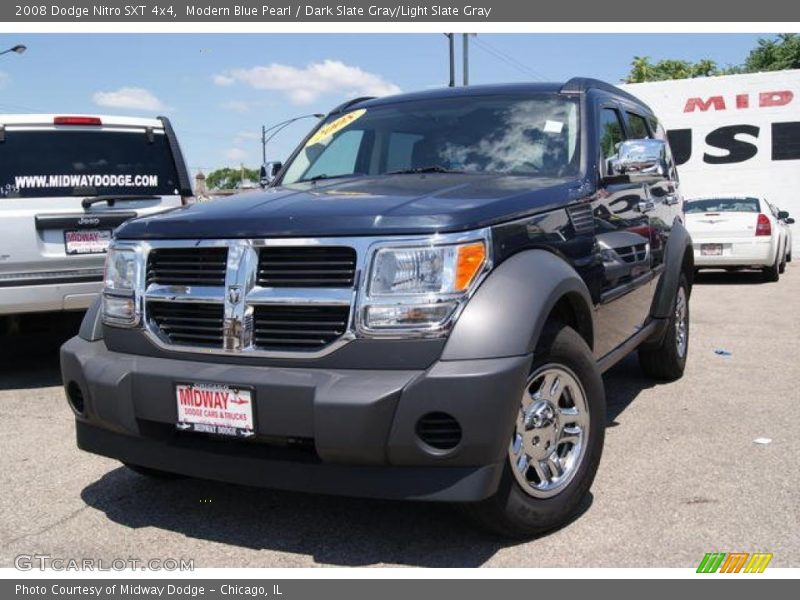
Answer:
top-left (0, 114), bottom-right (192, 316)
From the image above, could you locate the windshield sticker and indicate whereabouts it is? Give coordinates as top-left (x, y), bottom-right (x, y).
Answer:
top-left (305, 109), bottom-right (366, 147)
top-left (12, 174), bottom-right (159, 190)
top-left (544, 120), bottom-right (564, 134)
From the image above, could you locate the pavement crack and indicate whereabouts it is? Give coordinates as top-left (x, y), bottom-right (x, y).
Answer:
top-left (5, 504), bottom-right (90, 546)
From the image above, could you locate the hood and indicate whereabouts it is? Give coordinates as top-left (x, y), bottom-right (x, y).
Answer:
top-left (116, 173), bottom-right (590, 240)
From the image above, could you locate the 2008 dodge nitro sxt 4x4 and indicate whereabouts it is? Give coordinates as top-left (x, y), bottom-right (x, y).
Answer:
top-left (61, 79), bottom-right (693, 537)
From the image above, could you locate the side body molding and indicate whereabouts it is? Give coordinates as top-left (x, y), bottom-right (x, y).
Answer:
top-left (442, 249), bottom-right (594, 361)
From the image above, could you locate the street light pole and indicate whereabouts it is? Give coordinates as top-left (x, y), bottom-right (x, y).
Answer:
top-left (260, 113), bottom-right (324, 164)
top-left (0, 44), bottom-right (27, 57)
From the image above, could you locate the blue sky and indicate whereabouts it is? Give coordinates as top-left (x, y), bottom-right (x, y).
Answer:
top-left (0, 33), bottom-right (770, 175)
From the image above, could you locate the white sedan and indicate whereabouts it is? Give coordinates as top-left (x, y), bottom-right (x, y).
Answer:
top-left (685, 196), bottom-right (786, 281)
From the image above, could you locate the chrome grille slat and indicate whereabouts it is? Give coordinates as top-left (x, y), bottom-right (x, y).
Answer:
top-left (257, 246), bottom-right (356, 288)
top-left (146, 248), bottom-right (228, 287)
top-left (147, 301), bottom-right (224, 347)
top-left (252, 305), bottom-right (349, 351)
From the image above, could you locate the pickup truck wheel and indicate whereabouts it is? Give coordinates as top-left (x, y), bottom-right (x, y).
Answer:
top-left (464, 325), bottom-right (605, 538)
top-left (639, 275), bottom-right (689, 381)
top-left (124, 463), bottom-right (183, 480)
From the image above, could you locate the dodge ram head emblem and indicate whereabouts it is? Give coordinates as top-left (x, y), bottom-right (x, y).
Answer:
top-left (227, 285), bottom-right (242, 305)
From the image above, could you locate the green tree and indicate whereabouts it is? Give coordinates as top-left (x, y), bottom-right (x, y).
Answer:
top-left (206, 167), bottom-right (260, 190)
top-left (624, 34), bottom-right (800, 83)
top-left (624, 56), bottom-right (721, 83)
top-left (742, 33), bottom-right (800, 72)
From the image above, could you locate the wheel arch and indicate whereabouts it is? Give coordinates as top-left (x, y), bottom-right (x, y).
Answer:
top-left (442, 249), bottom-right (594, 361)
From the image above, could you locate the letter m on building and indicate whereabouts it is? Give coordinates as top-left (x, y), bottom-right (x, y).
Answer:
top-left (684, 96), bottom-right (726, 113)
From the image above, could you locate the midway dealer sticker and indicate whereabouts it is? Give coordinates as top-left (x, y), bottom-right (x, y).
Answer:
top-left (176, 383), bottom-right (255, 438)
top-left (305, 109), bottom-right (366, 146)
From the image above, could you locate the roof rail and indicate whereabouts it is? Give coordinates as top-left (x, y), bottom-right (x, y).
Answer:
top-left (328, 96), bottom-right (375, 115)
top-left (560, 77), bottom-right (645, 105)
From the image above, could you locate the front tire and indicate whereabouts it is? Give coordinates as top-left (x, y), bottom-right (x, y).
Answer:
top-left (639, 274), bottom-right (689, 381)
top-left (464, 325), bottom-right (605, 538)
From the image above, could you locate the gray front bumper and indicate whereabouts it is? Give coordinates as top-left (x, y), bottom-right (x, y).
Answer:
top-left (61, 336), bottom-right (531, 502)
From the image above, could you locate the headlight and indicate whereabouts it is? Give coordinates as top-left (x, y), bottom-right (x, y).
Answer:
top-left (102, 246), bottom-right (141, 326)
top-left (359, 231), bottom-right (490, 334)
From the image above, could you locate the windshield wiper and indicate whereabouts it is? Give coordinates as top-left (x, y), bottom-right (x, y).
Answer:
top-left (81, 194), bottom-right (160, 209)
top-left (298, 173), bottom-right (366, 184)
top-left (386, 165), bottom-right (465, 175)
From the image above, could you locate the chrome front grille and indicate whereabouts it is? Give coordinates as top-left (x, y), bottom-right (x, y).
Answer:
top-left (257, 246), bottom-right (356, 288)
top-left (617, 243), bottom-right (649, 264)
top-left (141, 239), bottom-right (357, 358)
top-left (147, 301), bottom-right (224, 347)
top-left (252, 305), bottom-right (350, 350)
top-left (146, 247), bottom-right (228, 286)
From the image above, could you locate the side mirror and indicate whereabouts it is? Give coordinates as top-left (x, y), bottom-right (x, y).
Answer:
top-left (777, 210), bottom-right (789, 220)
top-left (608, 139), bottom-right (668, 182)
top-left (260, 161), bottom-right (282, 187)
top-left (785, 217), bottom-right (795, 225)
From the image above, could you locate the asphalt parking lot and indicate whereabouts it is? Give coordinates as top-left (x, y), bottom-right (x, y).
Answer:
top-left (1, 265), bottom-right (798, 569)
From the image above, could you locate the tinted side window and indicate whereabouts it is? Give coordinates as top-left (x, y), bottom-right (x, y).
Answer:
top-left (599, 108), bottom-right (625, 160)
top-left (627, 112), bottom-right (651, 139)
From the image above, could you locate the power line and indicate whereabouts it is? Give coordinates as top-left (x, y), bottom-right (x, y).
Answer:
top-left (472, 38), bottom-right (549, 82)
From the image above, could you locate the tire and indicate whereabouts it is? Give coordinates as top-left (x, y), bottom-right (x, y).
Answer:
top-left (124, 463), bottom-right (183, 480)
top-left (763, 250), bottom-right (780, 282)
top-left (787, 250), bottom-right (792, 263)
top-left (639, 274), bottom-right (689, 381)
top-left (463, 325), bottom-right (605, 538)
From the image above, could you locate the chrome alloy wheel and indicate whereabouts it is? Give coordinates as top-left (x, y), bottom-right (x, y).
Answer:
top-left (509, 365), bottom-right (590, 498)
top-left (674, 286), bottom-right (688, 359)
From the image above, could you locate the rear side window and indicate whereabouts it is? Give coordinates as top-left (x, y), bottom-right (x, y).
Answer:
top-left (0, 129), bottom-right (181, 198)
top-left (599, 108), bottom-right (625, 160)
top-left (685, 198), bottom-right (761, 214)
top-left (627, 112), bottom-right (651, 139)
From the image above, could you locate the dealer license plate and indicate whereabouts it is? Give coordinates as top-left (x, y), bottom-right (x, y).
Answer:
top-left (64, 229), bottom-right (112, 255)
top-left (175, 383), bottom-right (255, 438)
top-left (701, 243), bottom-right (723, 256)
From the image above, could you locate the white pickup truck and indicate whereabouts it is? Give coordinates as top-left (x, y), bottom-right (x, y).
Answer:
top-left (0, 114), bottom-right (192, 316)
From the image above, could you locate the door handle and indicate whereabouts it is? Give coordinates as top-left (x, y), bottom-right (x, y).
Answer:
top-left (637, 200), bottom-right (655, 213)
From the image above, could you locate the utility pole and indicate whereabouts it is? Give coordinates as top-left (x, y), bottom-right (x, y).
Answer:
top-left (462, 34), bottom-right (469, 86)
top-left (444, 33), bottom-right (455, 87)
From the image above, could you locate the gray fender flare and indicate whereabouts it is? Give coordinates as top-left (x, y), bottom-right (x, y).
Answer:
top-left (441, 249), bottom-right (594, 361)
top-left (650, 221), bottom-right (693, 319)
top-left (78, 296), bottom-right (104, 342)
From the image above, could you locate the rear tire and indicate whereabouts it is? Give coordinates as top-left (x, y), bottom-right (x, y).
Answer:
top-left (639, 274), bottom-right (689, 381)
top-left (463, 325), bottom-right (605, 539)
top-left (764, 251), bottom-right (780, 282)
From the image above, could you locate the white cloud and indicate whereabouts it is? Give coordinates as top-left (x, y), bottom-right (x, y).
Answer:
top-left (224, 147), bottom-right (249, 162)
top-left (213, 74), bottom-right (235, 86)
top-left (92, 87), bottom-right (168, 111)
top-left (213, 59), bottom-right (401, 105)
top-left (221, 100), bottom-right (251, 113)
top-left (234, 130), bottom-right (260, 145)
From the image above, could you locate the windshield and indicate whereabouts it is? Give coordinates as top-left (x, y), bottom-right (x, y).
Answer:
top-left (0, 129), bottom-right (181, 199)
top-left (685, 198), bottom-right (760, 214)
top-left (281, 94), bottom-right (581, 185)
